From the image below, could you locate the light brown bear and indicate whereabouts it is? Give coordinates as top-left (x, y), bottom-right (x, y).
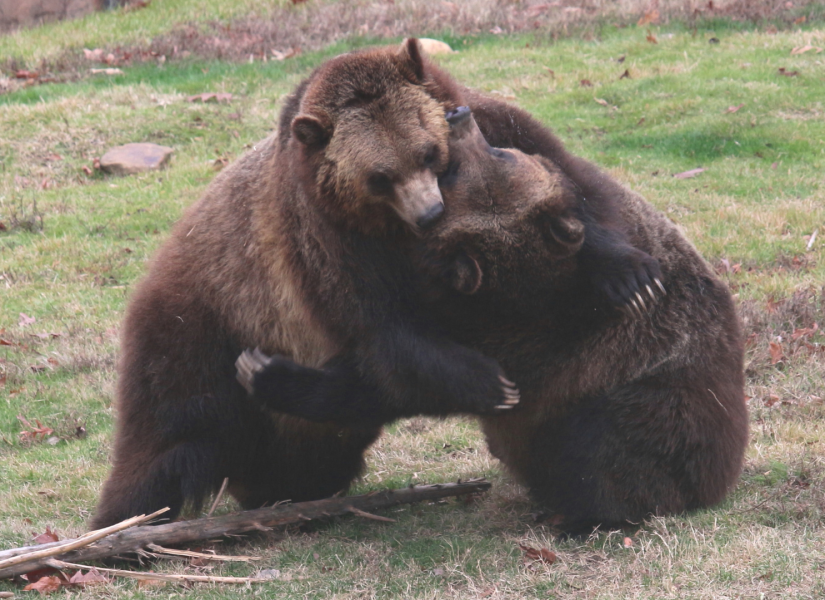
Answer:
top-left (90, 40), bottom-right (520, 529)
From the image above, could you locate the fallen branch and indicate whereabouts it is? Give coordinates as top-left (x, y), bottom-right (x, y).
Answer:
top-left (0, 479), bottom-right (490, 579)
top-left (0, 508), bottom-right (169, 571)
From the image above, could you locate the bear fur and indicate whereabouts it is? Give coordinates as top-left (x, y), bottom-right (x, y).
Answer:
top-left (247, 105), bottom-right (748, 532)
top-left (91, 40), bottom-right (521, 529)
top-left (238, 106), bottom-right (593, 422)
top-left (427, 114), bottom-right (748, 532)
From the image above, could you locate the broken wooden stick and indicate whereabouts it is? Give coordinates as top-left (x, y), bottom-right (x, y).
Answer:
top-left (0, 479), bottom-right (490, 579)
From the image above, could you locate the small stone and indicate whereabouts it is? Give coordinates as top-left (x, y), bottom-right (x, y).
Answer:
top-left (418, 39), bottom-right (454, 55)
top-left (100, 143), bottom-right (174, 176)
top-left (256, 569), bottom-right (280, 580)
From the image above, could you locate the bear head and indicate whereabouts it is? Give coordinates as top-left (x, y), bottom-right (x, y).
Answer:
top-left (420, 107), bottom-right (586, 317)
top-left (290, 39), bottom-right (450, 235)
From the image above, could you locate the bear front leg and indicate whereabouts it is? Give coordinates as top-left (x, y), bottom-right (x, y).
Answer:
top-left (236, 347), bottom-right (519, 425)
top-left (236, 349), bottom-right (391, 425)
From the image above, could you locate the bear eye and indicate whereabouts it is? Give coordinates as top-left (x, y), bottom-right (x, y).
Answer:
top-left (367, 172), bottom-right (394, 196)
top-left (422, 144), bottom-right (440, 169)
top-left (438, 160), bottom-right (461, 188)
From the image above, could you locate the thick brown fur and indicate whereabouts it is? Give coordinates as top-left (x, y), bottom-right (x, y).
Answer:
top-left (426, 128), bottom-right (748, 530)
top-left (92, 40), bottom-right (521, 529)
top-left (418, 58), bottom-right (748, 530)
top-left (252, 56), bottom-right (748, 531)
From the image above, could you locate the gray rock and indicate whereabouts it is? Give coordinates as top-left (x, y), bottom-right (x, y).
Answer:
top-left (100, 143), bottom-right (174, 176)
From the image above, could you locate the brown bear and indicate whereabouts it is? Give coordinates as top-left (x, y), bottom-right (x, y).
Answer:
top-left (236, 105), bottom-right (595, 422)
top-left (90, 40), bottom-right (524, 529)
top-left (244, 105), bottom-right (748, 533)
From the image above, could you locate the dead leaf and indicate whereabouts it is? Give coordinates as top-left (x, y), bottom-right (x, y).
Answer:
top-left (769, 341), bottom-right (784, 365)
top-left (637, 9), bottom-right (659, 25)
top-left (580, 79), bottom-right (593, 87)
top-left (793, 16), bottom-right (806, 25)
top-left (594, 97), bottom-right (609, 107)
top-left (24, 575), bottom-right (63, 595)
top-left (489, 26), bottom-right (503, 35)
top-left (778, 68), bottom-right (799, 77)
top-left (518, 544), bottom-right (557, 564)
top-left (19, 312), bottom-right (36, 326)
top-left (68, 569), bottom-right (107, 586)
top-left (619, 69), bottom-right (631, 79)
top-left (646, 30), bottom-right (658, 44)
top-left (623, 537), bottom-right (633, 548)
top-left (34, 526), bottom-right (60, 544)
top-left (18, 416), bottom-right (54, 442)
top-left (764, 394), bottom-right (780, 407)
top-left (0, 338), bottom-right (14, 346)
top-left (15, 70), bottom-right (39, 79)
top-left (673, 168), bottom-right (705, 179)
top-left (791, 323), bottom-right (818, 341)
top-left (791, 44), bottom-right (822, 54)
top-left (724, 103), bottom-right (745, 113)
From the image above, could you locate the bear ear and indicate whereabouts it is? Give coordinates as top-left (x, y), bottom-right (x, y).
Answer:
top-left (291, 114), bottom-right (331, 148)
top-left (448, 252), bottom-right (483, 295)
top-left (543, 214), bottom-right (585, 258)
top-left (398, 38), bottom-right (426, 83)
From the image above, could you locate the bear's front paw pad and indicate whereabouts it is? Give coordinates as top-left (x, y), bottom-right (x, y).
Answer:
top-left (235, 348), bottom-right (273, 395)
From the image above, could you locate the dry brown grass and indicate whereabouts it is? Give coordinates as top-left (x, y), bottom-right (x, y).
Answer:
top-left (2, 0), bottom-right (821, 91)
top-left (117, 0), bottom-right (825, 62)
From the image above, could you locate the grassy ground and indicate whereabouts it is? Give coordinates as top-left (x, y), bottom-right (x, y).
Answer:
top-left (1, 1), bottom-right (825, 598)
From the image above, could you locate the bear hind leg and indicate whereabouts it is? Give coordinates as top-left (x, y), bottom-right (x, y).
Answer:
top-left (91, 440), bottom-right (225, 529)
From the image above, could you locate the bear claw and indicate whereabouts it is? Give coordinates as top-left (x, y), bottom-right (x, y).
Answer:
top-left (235, 347), bottom-right (271, 395)
top-left (655, 278), bottom-right (666, 295)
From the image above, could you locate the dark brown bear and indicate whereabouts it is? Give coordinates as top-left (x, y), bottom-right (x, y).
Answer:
top-left (427, 111), bottom-right (748, 532)
top-left (413, 57), bottom-right (747, 531)
top-left (246, 106), bottom-right (748, 533)
top-left (90, 40), bottom-right (523, 529)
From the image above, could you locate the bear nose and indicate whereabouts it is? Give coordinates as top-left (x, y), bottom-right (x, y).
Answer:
top-left (416, 202), bottom-right (444, 229)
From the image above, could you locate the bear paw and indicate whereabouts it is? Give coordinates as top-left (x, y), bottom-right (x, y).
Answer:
top-left (592, 248), bottom-right (665, 316)
top-left (235, 347), bottom-right (273, 396)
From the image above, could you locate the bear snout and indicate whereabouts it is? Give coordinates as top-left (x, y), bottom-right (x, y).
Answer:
top-left (393, 170), bottom-right (445, 229)
top-left (417, 201), bottom-right (445, 229)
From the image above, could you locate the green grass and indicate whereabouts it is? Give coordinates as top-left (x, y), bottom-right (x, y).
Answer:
top-left (2, 8), bottom-right (825, 600)
top-left (0, 0), bottom-right (294, 66)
